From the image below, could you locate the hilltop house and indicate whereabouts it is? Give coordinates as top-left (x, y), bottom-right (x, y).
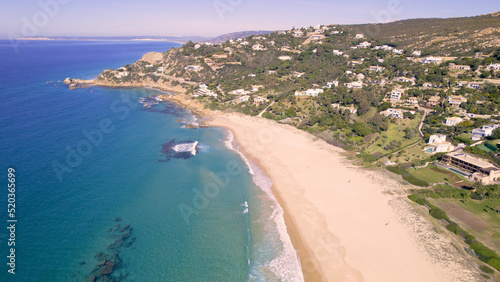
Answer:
top-left (345, 81), bottom-right (363, 89)
top-left (390, 89), bottom-right (403, 101)
top-left (309, 34), bottom-right (325, 41)
top-left (487, 63), bottom-right (500, 71)
top-left (380, 108), bottom-right (415, 119)
top-left (447, 95), bottom-right (467, 106)
top-left (278, 56), bottom-right (292, 61)
top-left (198, 84), bottom-right (217, 97)
top-left (326, 81), bottom-right (339, 88)
top-left (332, 50), bottom-right (344, 56)
top-left (392, 49), bottom-right (404, 55)
top-left (423, 56), bottom-right (442, 64)
top-left (332, 103), bottom-right (357, 114)
top-left (252, 44), bottom-right (264, 51)
top-left (426, 134), bottom-right (455, 153)
top-left (369, 66), bottom-right (385, 72)
top-left (444, 116), bottom-right (463, 126)
top-left (449, 63), bottom-right (470, 70)
top-left (395, 77), bottom-right (415, 84)
top-left (358, 41), bottom-right (371, 48)
top-left (471, 124), bottom-right (500, 140)
top-left (426, 96), bottom-right (441, 107)
top-left (295, 88), bottom-right (324, 97)
top-left (185, 65), bottom-right (202, 71)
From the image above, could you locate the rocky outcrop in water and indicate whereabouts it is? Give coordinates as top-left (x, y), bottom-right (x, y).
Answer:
top-left (86, 219), bottom-right (136, 282)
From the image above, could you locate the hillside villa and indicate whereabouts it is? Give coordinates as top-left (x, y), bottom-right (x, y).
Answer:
top-left (426, 134), bottom-right (455, 153)
top-left (442, 152), bottom-right (500, 184)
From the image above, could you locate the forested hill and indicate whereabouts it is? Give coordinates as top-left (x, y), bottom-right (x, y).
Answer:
top-left (344, 12), bottom-right (500, 55)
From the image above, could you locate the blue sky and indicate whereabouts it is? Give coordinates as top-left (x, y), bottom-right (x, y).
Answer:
top-left (1, 0), bottom-right (498, 38)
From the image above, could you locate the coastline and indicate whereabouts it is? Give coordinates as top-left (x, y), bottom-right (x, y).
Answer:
top-left (67, 80), bottom-right (483, 280)
top-left (206, 113), bottom-right (483, 281)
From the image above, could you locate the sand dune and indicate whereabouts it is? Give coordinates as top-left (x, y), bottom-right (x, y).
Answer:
top-left (208, 113), bottom-right (482, 281)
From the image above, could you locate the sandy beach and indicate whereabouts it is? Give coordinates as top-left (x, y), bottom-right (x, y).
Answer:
top-left (208, 113), bottom-right (482, 281)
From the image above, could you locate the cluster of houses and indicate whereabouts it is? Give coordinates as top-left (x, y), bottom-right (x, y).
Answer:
top-left (196, 84), bottom-right (218, 97)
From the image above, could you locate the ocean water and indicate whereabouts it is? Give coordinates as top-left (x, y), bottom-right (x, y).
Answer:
top-left (0, 40), bottom-right (303, 281)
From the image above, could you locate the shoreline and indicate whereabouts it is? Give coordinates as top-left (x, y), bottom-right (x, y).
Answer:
top-left (68, 82), bottom-right (483, 280)
top-left (206, 113), bottom-right (483, 281)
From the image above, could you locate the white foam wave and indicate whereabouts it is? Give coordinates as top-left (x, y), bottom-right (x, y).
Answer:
top-left (222, 129), bottom-right (304, 281)
top-left (172, 141), bottom-right (198, 156)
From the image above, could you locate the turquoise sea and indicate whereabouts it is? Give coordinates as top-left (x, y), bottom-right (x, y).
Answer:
top-left (0, 40), bottom-right (303, 281)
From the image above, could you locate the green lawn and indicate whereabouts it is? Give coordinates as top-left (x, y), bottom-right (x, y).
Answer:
top-left (406, 164), bottom-right (472, 185)
top-left (364, 116), bottom-right (422, 156)
top-left (432, 198), bottom-right (500, 254)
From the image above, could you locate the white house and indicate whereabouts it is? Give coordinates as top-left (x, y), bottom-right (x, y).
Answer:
top-left (395, 77), bottom-right (415, 84)
top-left (251, 85), bottom-right (263, 92)
top-left (185, 65), bottom-right (202, 71)
top-left (278, 56), bottom-right (292, 61)
top-left (326, 81), bottom-right (339, 88)
top-left (295, 88), bottom-right (324, 97)
top-left (332, 50), bottom-right (344, 56)
top-left (355, 34), bottom-right (364, 39)
top-left (157, 67), bottom-right (164, 73)
top-left (444, 117), bottom-right (463, 126)
top-left (426, 134), bottom-right (455, 153)
top-left (412, 50), bottom-right (421, 56)
top-left (380, 108), bottom-right (405, 119)
top-left (423, 56), bottom-right (442, 64)
top-left (472, 125), bottom-right (500, 139)
top-left (345, 81), bottom-right (363, 89)
top-left (392, 49), bottom-right (404, 55)
top-left (390, 89), bottom-right (403, 101)
top-left (252, 44), bottom-right (264, 51)
top-left (358, 41), bottom-right (371, 48)
top-left (198, 84), bottom-right (217, 97)
top-left (487, 63), bottom-right (500, 71)
top-left (239, 95), bottom-right (250, 102)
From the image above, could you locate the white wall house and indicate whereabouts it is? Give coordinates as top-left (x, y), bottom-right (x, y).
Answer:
top-left (444, 117), bottom-right (463, 126)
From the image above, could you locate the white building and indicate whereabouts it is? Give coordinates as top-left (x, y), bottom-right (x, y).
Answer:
top-left (423, 56), bottom-right (442, 64)
top-left (198, 84), bottom-right (217, 97)
top-left (487, 63), bottom-right (500, 71)
top-left (326, 81), bottom-right (339, 88)
top-left (358, 41), bottom-right (371, 48)
top-left (278, 56), bottom-right (292, 61)
top-left (392, 49), bottom-right (404, 55)
top-left (295, 88), bottom-right (324, 97)
top-left (412, 50), bottom-right (421, 56)
top-left (332, 50), bottom-right (344, 56)
top-left (472, 125), bottom-right (500, 139)
top-left (444, 117), bottom-right (463, 126)
top-left (185, 65), bottom-right (202, 71)
top-left (345, 81), bottom-right (363, 89)
top-left (239, 95), bottom-right (250, 102)
top-left (390, 89), bottom-right (403, 101)
top-left (252, 44), bottom-right (264, 51)
top-left (369, 66), bottom-right (385, 72)
top-left (426, 134), bottom-right (455, 153)
top-left (355, 34), bottom-right (364, 39)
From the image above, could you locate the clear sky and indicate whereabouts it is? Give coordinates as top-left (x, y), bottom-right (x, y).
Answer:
top-left (1, 0), bottom-right (499, 38)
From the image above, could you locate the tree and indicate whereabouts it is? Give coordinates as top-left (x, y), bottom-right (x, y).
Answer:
top-left (490, 128), bottom-right (500, 140)
top-left (285, 107), bottom-right (297, 118)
